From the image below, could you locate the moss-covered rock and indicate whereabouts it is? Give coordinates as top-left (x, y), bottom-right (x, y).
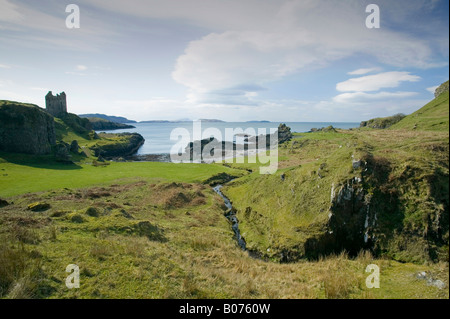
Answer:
top-left (85, 207), bottom-right (100, 217)
top-left (68, 213), bottom-right (85, 223)
top-left (27, 202), bottom-right (51, 212)
top-left (360, 114), bottom-right (406, 129)
top-left (0, 101), bottom-right (56, 155)
top-left (89, 133), bottom-right (145, 158)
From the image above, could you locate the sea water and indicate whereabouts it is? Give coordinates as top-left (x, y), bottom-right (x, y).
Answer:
top-left (100, 122), bottom-right (359, 155)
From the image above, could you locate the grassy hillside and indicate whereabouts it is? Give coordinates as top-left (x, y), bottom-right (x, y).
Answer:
top-left (390, 91), bottom-right (449, 131)
top-left (223, 92), bottom-right (449, 264)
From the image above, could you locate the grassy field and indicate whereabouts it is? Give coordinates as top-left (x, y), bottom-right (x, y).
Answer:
top-left (1, 180), bottom-right (447, 299)
top-left (0, 152), bottom-right (245, 198)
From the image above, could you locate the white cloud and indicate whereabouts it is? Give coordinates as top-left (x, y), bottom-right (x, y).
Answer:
top-left (76, 65), bottom-right (88, 71)
top-left (336, 72), bottom-right (421, 92)
top-left (169, 0), bottom-right (438, 105)
top-left (333, 91), bottom-right (419, 104)
top-left (348, 68), bottom-right (381, 75)
top-left (30, 87), bottom-right (49, 92)
top-left (0, 64), bottom-right (11, 69)
top-left (426, 86), bottom-right (439, 94)
top-left (0, 0), bottom-right (23, 23)
top-left (0, 0), bottom-right (119, 51)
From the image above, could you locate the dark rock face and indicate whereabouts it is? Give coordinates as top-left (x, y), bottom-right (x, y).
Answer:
top-left (70, 140), bottom-right (80, 154)
top-left (304, 177), bottom-right (372, 259)
top-left (0, 102), bottom-right (56, 155)
top-left (247, 123), bottom-right (293, 147)
top-left (277, 123), bottom-right (293, 144)
top-left (184, 137), bottom-right (236, 160)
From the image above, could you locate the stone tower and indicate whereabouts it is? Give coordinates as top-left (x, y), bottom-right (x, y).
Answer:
top-left (45, 91), bottom-right (67, 117)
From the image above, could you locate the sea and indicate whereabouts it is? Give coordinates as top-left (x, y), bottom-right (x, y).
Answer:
top-left (101, 122), bottom-right (359, 155)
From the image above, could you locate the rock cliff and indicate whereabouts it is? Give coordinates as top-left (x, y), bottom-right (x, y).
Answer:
top-left (0, 101), bottom-right (56, 155)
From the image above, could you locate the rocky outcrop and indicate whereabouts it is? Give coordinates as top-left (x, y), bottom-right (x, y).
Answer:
top-left (303, 175), bottom-right (372, 259)
top-left (184, 137), bottom-right (236, 160)
top-left (310, 125), bottom-right (338, 133)
top-left (0, 101), bottom-right (56, 155)
top-left (70, 140), bottom-right (80, 154)
top-left (90, 133), bottom-right (145, 158)
top-left (247, 123), bottom-right (293, 146)
top-left (435, 81), bottom-right (449, 98)
top-left (55, 141), bottom-right (72, 162)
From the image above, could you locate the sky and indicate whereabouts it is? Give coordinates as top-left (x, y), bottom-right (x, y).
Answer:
top-left (0, 0), bottom-right (448, 122)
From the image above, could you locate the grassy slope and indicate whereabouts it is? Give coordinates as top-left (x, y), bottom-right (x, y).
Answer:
top-left (390, 92), bottom-right (449, 131)
top-left (224, 131), bottom-right (360, 255)
top-left (224, 93), bottom-right (449, 263)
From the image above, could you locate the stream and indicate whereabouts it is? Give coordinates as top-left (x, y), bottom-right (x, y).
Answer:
top-left (212, 185), bottom-right (247, 251)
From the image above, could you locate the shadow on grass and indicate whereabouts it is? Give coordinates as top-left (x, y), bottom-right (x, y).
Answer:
top-left (0, 151), bottom-right (82, 170)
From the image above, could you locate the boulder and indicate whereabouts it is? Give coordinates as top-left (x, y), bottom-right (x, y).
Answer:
top-left (55, 141), bottom-right (72, 162)
top-left (70, 140), bottom-right (80, 153)
top-left (0, 198), bottom-right (9, 208)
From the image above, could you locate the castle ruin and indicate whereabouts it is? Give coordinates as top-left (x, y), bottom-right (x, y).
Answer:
top-left (45, 91), bottom-right (67, 117)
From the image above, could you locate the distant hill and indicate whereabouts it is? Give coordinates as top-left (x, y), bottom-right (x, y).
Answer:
top-left (79, 113), bottom-right (137, 124)
top-left (87, 117), bottom-right (135, 131)
top-left (246, 120), bottom-right (271, 123)
top-left (197, 119), bottom-right (225, 122)
top-left (140, 120), bottom-right (171, 123)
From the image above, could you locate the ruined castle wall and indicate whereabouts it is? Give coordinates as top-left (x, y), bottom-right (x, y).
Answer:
top-left (45, 91), bottom-right (67, 117)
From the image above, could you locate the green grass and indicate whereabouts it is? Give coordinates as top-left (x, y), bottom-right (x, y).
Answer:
top-left (390, 92), bottom-right (449, 131)
top-left (0, 152), bottom-right (245, 198)
top-left (1, 181), bottom-right (447, 299)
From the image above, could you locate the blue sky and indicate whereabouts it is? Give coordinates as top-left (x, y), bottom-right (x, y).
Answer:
top-left (0, 0), bottom-right (448, 122)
